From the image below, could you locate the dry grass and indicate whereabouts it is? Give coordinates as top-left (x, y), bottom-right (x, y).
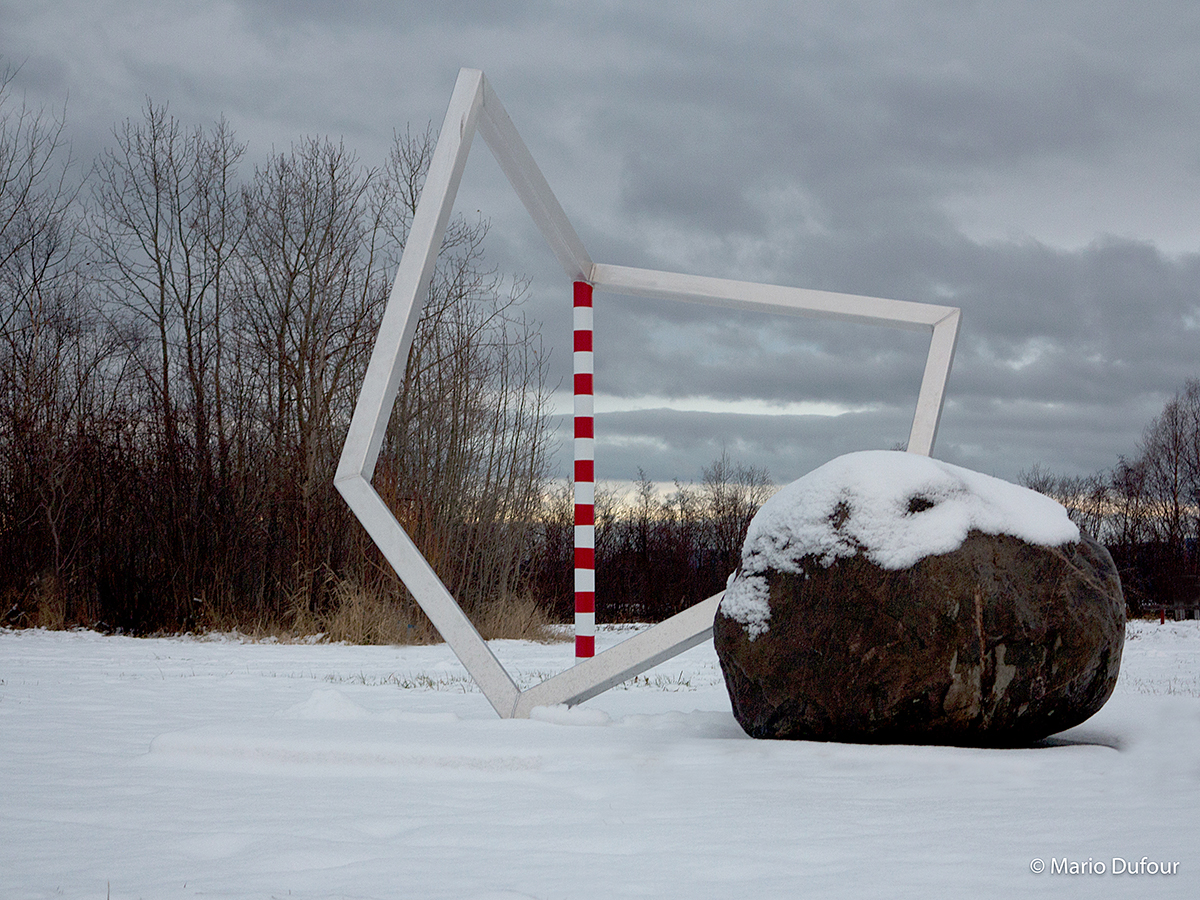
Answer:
top-left (5, 569), bottom-right (562, 646)
top-left (314, 577), bottom-right (560, 645)
top-left (2, 575), bottom-right (67, 630)
top-left (314, 576), bottom-right (442, 645)
top-left (468, 594), bottom-right (559, 643)
top-left (32, 576), bottom-right (67, 630)
top-left (268, 573), bottom-right (560, 645)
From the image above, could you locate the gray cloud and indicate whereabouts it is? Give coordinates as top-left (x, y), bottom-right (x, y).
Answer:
top-left (3, 0), bottom-right (1198, 486)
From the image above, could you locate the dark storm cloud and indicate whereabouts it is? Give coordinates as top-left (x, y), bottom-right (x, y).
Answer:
top-left (586, 4), bottom-right (1186, 243)
top-left (583, 406), bottom-right (917, 486)
top-left (4, 0), bottom-right (1199, 485)
top-left (592, 294), bottom-right (932, 408)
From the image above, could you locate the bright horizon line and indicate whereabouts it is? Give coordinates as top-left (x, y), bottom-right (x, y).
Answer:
top-left (548, 392), bottom-right (880, 419)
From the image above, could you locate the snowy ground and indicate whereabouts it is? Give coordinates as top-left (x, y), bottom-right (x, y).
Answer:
top-left (2, 621), bottom-right (1198, 900)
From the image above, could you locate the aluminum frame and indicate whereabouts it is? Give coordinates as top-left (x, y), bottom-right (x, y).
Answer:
top-left (335, 68), bottom-right (962, 718)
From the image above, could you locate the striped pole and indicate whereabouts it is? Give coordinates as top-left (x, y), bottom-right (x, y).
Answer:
top-left (574, 280), bottom-right (595, 659)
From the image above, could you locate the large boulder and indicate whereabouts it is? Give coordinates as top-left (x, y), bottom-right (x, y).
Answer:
top-left (714, 451), bottom-right (1124, 745)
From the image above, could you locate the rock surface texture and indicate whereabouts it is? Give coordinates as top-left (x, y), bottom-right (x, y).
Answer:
top-left (714, 451), bottom-right (1125, 745)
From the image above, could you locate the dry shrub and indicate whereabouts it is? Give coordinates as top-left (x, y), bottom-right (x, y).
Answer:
top-left (1, 567), bottom-right (560, 647)
top-left (188, 595), bottom-right (243, 635)
top-left (318, 577), bottom-right (441, 645)
top-left (30, 575), bottom-right (66, 629)
top-left (190, 594), bottom-right (308, 642)
top-left (1, 587), bottom-right (30, 628)
top-left (0, 574), bottom-right (95, 630)
top-left (468, 594), bottom-right (558, 643)
top-left (316, 575), bottom-right (560, 645)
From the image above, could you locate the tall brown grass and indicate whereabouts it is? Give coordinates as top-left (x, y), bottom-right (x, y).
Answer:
top-left (7, 569), bottom-right (560, 645)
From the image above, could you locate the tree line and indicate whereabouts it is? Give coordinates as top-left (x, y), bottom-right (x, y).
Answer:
top-left (1, 73), bottom-right (780, 639)
top-left (1021, 379), bottom-right (1200, 614)
top-left (0, 71), bottom-right (556, 638)
top-left (535, 454), bottom-right (773, 623)
top-left (9, 70), bottom-right (1180, 640)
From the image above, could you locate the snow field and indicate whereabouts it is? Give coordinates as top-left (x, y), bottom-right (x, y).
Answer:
top-left (1, 621), bottom-right (1198, 899)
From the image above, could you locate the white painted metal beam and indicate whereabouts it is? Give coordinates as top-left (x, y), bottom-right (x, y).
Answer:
top-left (335, 477), bottom-right (521, 717)
top-left (590, 263), bottom-right (955, 331)
top-left (332, 68), bottom-right (525, 718)
top-left (335, 67), bottom-right (964, 719)
top-left (907, 309), bottom-right (961, 456)
top-left (476, 75), bottom-right (593, 283)
top-left (337, 68), bottom-right (485, 485)
top-left (591, 262), bottom-right (961, 456)
top-left (512, 593), bottom-right (723, 716)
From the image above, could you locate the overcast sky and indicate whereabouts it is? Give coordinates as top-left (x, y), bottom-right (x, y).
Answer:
top-left (5, 0), bottom-right (1199, 487)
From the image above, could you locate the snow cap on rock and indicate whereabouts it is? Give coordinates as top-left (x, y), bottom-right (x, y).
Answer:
top-left (720, 450), bottom-right (1080, 638)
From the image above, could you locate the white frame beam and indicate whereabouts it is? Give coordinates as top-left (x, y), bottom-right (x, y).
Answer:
top-left (335, 68), bottom-right (963, 718)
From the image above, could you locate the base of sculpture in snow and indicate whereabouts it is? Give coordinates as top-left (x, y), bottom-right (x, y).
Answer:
top-left (714, 451), bottom-right (1125, 745)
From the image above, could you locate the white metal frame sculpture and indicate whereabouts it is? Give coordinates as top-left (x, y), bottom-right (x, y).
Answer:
top-left (335, 68), bottom-right (961, 719)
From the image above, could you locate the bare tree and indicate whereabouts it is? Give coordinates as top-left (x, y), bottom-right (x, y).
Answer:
top-left (5, 96), bottom-right (555, 635)
top-left (1137, 382), bottom-right (1200, 552)
top-left (88, 101), bottom-right (248, 622)
top-left (373, 127), bottom-right (554, 614)
top-left (236, 136), bottom-right (384, 611)
top-left (1019, 464), bottom-right (1110, 539)
top-left (702, 450), bottom-right (773, 575)
top-left (1108, 456), bottom-right (1150, 549)
top-left (0, 66), bottom-right (110, 622)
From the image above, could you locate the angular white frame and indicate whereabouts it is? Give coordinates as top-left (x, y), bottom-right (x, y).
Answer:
top-left (335, 68), bottom-right (961, 718)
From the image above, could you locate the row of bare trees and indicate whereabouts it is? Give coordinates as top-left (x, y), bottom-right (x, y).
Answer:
top-left (1, 68), bottom-right (783, 637)
top-left (15, 72), bottom-right (1189, 635)
top-left (529, 454), bottom-right (773, 622)
top-left (1022, 379), bottom-right (1200, 612)
top-left (1, 70), bottom-right (553, 634)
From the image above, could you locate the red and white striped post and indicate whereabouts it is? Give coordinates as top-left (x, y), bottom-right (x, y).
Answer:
top-left (574, 280), bottom-right (595, 659)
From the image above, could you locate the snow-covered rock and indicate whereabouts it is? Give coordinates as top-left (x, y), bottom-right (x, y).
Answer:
top-left (714, 451), bottom-right (1124, 745)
